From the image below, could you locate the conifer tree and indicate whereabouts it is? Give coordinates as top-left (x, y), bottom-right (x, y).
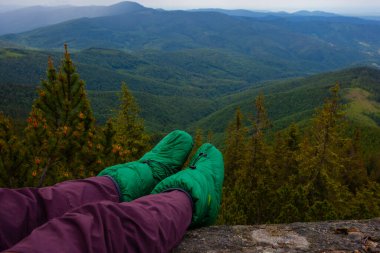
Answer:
top-left (297, 84), bottom-right (352, 219)
top-left (225, 94), bottom-right (273, 224)
top-left (269, 124), bottom-right (303, 222)
top-left (113, 82), bottom-right (149, 161)
top-left (250, 93), bottom-right (271, 172)
top-left (223, 108), bottom-right (248, 185)
top-left (25, 45), bottom-right (97, 186)
top-left (0, 113), bottom-right (28, 187)
top-left (341, 129), bottom-right (368, 193)
top-left (369, 152), bottom-right (380, 182)
top-left (93, 119), bottom-right (125, 168)
top-left (218, 108), bottom-right (249, 224)
top-left (246, 93), bottom-right (272, 224)
top-left (272, 123), bottom-right (300, 186)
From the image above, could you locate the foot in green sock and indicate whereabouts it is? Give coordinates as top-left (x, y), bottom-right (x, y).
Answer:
top-left (98, 130), bottom-right (193, 202)
top-left (152, 143), bottom-right (224, 228)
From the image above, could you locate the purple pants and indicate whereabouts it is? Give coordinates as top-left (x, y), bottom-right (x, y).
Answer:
top-left (0, 176), bottom-right (192, 253)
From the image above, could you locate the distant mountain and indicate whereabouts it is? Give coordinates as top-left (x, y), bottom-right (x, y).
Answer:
top-left (0, 1), bottom-right (146, 35)
top-left (361, 16), bottom-right (380, 21)
top-left (191, 9), bottom-right (338, 18)
top-left (2, 7), bottom-right (380, 77)
top-left (292, 10), bottom-right (338, 17)
top-left (0, 5), bottom-right (23, 13)
top-left (190, 9), bottom-right (276, 18)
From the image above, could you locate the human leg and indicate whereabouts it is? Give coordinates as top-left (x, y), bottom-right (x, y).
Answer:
top-left (3, 190), bottom-right (192, 253)
top-left (0, 176), bottom-right (119, 251)
top-left (0, 129), bottom-right (193, 250)
top-left (3, 142), bottom-right (224, 253)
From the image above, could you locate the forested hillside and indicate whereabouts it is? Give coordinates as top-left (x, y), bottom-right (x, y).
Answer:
top-left (1, 49), bottom-right (379, 225)
top-left (0, 2), bottom-right (380, 224)
top-left (1, 46), bottom-right (379, 142)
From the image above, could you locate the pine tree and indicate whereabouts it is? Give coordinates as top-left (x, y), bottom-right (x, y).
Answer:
top-left (296, 84), bottom-right (352, 219)
top-left (93, 119), bottom-right (125, 168)
top-left (369, 152), bottom-right (380, 182)
top-left (223, 108), bottom-right (248, 186)
top-left (25, 45), bottom-right (97, 186)
top-left (272, 124), bottom-right (300, 184)
top-left (250, 93), bottom-right (271, 176)
top-left (218, 108), bottom-right (249, 224)
top-left (341, 129), bottom-right (368, 193)
top-left (270, 124), bottom-right (303, 222)
top-left (0, 113), bottom-right (28, 187)
top-left (246, 93), bottom-right (272, 224)
top-left (113, 82), bottom-right (149, 161)
top-left (225, 94), bottom-right (273, 224)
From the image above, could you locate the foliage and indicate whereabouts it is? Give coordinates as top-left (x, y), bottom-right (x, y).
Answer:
top-left (219, 86), bottom-right (380, 224)
top-left (1, 46), bottom-right (380, 141)
top-left (113, 82), bottom-right (150, 161)
top-left (218, 108), bottom-right (249, 224)
top-left (0, 113), bottom-right (28, 187)
top-left (0, 46), bottom-right (150, 187)
top-left (0, 44), bottom-right (379, 223)
top-left (24, 45), bottom-right (100, 186)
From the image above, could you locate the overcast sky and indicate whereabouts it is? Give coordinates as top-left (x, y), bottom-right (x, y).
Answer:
top-left (1, 0), bottom-right (380, 15)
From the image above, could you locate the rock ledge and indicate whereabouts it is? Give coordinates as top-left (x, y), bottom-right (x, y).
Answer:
top-left (175, 219), bottom-right (380, 252)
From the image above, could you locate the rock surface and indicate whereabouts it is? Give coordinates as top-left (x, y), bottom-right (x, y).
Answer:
top-left (175, 219), bottom-right (380, 253)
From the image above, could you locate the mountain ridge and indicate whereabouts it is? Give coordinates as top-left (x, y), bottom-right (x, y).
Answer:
top-left (0, 1), bottom-right (147, 35)
top-left (191, 8), bottom-right (339, 18)
top-left (2, 7), bottom-right (380, 80)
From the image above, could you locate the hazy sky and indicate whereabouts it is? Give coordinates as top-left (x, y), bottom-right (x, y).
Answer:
top-left (1, 0), bottom-right (379, 15)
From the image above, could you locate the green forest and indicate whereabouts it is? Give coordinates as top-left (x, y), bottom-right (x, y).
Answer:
top-left (0, 46), bottom-right (150, 187)
top-left (1, 46), bottom-right (380, 225)
top-left (219, 90), bottom-right (380, 224)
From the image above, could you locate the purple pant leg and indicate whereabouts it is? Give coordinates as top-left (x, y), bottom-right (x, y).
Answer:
top-left (0, 176), bottom-right (119, 251)
top-left (5, 190), bottom-right (193, 253)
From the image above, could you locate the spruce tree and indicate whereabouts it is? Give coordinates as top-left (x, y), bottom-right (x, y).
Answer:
top-left (270, 124), bottom-right (303, 222)
top-left (249, 93), bottom-right (271, 178)
top-left (223, 108), bottom-right (248, 186)
top-left (218, 108), bottom-right (249, 224)
top-left (341, 129), bottom-right (368, 193)
top-left (272, 123), bottom-right (300, 186)
top-left (225, 94), bottom-right (272, 224)
top-left (25, 45), bottom-right (96, 186)
top-left (297, 84), bottom-right (351, 219)
top-left (113, 82), bottom-right (149, 161)
top-left (0, 113), bottom-right (28, 187)
top-left (93, 119), bottom-right (125, 168)
top-left (246, 93), bottom-right (272, 224)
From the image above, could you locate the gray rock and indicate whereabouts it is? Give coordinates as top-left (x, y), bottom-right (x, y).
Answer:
top-left (175, 219), bottom-right (380, 253)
